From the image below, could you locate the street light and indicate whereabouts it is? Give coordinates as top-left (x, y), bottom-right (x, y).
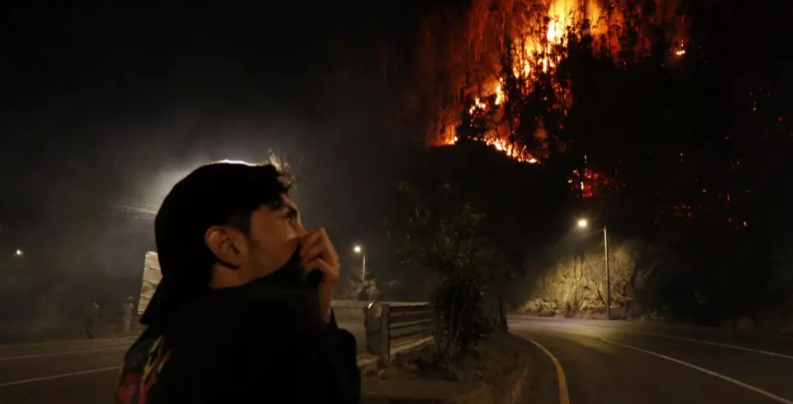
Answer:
top-left (15, 249), bottom-right (23, 256)
top-left (353, 245), bottom-right (366, 284)
top-left (577, 218), bottom-right (611, 320)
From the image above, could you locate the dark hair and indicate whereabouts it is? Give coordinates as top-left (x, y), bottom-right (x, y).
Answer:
top-left (221, 165), bottom-right (293, 233)
top-left (204, 164), bottom-right (295, 269)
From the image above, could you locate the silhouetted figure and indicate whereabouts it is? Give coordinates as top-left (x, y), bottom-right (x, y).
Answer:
top-left (84, 299), bottom-right (99, 339)
top-left (121, 296), bottom-right (135, 335)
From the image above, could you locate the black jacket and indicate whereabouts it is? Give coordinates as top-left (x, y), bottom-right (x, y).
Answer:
top-left (115, 281), bottom-right (361, 404)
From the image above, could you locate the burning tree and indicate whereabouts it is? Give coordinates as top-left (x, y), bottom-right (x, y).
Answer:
top-left (416, 0), bottom-right (688, 199)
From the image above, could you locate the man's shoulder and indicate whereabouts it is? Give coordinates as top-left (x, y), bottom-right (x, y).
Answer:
top-left (164, 285), bottom-right (319, 337)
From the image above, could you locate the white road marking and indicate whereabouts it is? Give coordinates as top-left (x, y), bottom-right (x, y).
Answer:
top-left (0, 345), bottom-right (129, 362)
top-left (618, 330), bottom-right (793, 361)
top-left (601, 338), bottom-right (793, 404)
top-left (526, 337), bottom-right (571, 404)
top-left (0, 366), bottom-right (120, 388)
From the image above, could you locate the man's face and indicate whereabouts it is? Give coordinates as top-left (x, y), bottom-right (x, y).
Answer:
top-left (244, 194), bottom-right (306, 279)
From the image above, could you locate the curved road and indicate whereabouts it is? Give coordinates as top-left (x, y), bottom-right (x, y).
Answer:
top-left (3, 316), bottom-right (792, 403)
top-left (510, 315), bottom-right (793, 404)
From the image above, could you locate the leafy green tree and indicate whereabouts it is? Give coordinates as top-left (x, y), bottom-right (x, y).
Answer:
top-left (385, 182), bottom-right (510, 366)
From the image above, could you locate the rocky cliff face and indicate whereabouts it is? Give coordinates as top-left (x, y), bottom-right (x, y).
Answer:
top-left (517, 240), bottom-right (655, 319)
top-left (516, 240), bottom-right (793, 334)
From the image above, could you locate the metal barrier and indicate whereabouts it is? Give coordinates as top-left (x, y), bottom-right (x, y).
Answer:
top-left (364, 301), bottom-right (433, 365)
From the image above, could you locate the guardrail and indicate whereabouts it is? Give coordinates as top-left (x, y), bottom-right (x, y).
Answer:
top-left (364, 301), bottom-right (434, 365)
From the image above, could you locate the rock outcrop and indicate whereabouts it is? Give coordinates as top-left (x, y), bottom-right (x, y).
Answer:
top-left (517, 240), bottom-right (649, 318)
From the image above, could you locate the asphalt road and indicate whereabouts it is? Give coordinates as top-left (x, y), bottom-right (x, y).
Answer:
top-left (509, 315), bottom-right (793, 404)
top-left (6, 315), bottom-right (790, 404)
top-left (0, 320), bottom-right (367, 404)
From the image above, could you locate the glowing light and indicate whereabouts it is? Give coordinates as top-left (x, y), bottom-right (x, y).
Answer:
top-left (354, 245), bottom-right (362, 254)
top-left (675, 40), bottom-right (686, 56)
top-left (528, 158), bottom-right (538, 164)
top-left (577, 219), bottom-right (588, 229)
top-left (214, 159), bottom-right (255, 166)
top-left (15, 249), bottom-right (23, 256)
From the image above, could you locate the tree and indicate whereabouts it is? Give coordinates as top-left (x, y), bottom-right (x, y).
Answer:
top-left (384, 182), bottom-right (509, 367)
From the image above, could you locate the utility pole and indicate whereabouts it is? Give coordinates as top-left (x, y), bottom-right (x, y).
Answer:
top-left (603, 226), bottom-right (611, 321)
top-left (361, 254), bottom-right (366, 285)
top-left (576, 219), bottom-right (612, 321)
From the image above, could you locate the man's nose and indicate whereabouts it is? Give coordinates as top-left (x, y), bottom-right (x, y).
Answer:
top-left (295, 221), bottom-right (308, 238)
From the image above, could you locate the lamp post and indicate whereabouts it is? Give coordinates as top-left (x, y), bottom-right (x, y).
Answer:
top-left (353, 245), bottom-right (366, 285)
top-left (577, 219), bottom-right (611, 320)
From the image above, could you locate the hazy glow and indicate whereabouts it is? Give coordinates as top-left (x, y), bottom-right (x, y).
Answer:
top-left (354, 245), bottom-right (362, 254)
top-left (577, 219), bottom-right (588, 229)
top-left (213, 159), bottom-right (256, 166)
top-left (15, 249), bottom-right (23, 256)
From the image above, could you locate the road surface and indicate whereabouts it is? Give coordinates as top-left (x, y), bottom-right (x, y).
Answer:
top-left (0, 319), bottom-right (367, 404)
top-left (5, 315), bottom-right (791, 404)
top-left (510, 315), bottom-right (793, 404)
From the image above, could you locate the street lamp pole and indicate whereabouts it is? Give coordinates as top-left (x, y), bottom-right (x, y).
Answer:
top-left (354, 245), bottom-right (366, 286)
top-left (577, 219), bottom-right (611, 321)
top-left (603, 226), bottom-right (611, 321)
top-left (360, 253), bottom-right (366, 284)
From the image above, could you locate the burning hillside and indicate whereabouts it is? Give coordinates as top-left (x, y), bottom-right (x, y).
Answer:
top-left (422, 0), bottom-right (687, 197)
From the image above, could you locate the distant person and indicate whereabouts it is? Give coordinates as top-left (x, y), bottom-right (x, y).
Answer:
top-left (121, 296), bottom-right (135, 336)
top-left (84, 299), bottom-right (99, 339)
top-left (115, 162), bottom-right (360, 404)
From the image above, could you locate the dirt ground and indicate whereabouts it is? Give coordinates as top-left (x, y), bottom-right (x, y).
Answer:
top-left (366, 331), bottom-right (534, 401)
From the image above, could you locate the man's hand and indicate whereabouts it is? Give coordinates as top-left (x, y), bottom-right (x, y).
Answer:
top-left (300, 228), bottom-right (340, 323)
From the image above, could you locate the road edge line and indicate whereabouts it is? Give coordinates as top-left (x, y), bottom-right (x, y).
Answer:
top-left (525, 337), bottom-right (571, 404)
top-left (600, 338), bottom-right (793, 404)
top-left (0, 345), bottom-right (130, 362)
top-left (619, 331), bottom-right (793, 361)
top-left (0, 366), bottom-right (120, 388)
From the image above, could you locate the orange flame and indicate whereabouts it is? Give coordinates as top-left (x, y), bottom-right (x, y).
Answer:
top-left (434, 0), bottom-right (686, 176)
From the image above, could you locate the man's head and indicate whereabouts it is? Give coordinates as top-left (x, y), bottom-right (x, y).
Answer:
top-left (141, 162), bottom-right (304, 325)
top-left (204, 192), bottom-right (307, 288)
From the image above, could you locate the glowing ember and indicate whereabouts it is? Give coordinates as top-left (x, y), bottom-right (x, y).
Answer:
top-left (674, 40), bottom-right (686, 56)
top-left (468, 97), bottom-right (486, 114)
top-left (570, 166), bottom-right (616, 198)
top-left (495, 82), bottom-right (504, 106)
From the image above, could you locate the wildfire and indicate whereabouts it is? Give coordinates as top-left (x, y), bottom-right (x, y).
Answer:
top-left (432, 0), bottom-right (687, 197)
top-left (440, 0), bottom-right (615, 164)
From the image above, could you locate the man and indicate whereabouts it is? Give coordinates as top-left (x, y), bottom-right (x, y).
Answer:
top-left (120, 296), bottom-right (135, 336)
top-left (115, 162), bottom-right (360, 404)
top-left (84, 298), bottom-right (99, 339)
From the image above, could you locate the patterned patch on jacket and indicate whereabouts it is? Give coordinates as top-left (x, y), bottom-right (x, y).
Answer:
top-left (115, 335), bottom-right (171, 404)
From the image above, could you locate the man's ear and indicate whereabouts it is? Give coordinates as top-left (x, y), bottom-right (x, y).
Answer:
top-left (205, 226), bottom-right (247, 269)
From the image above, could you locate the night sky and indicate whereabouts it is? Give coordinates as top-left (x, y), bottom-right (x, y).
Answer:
top-left (0, 2), bottom-right (432, 321)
